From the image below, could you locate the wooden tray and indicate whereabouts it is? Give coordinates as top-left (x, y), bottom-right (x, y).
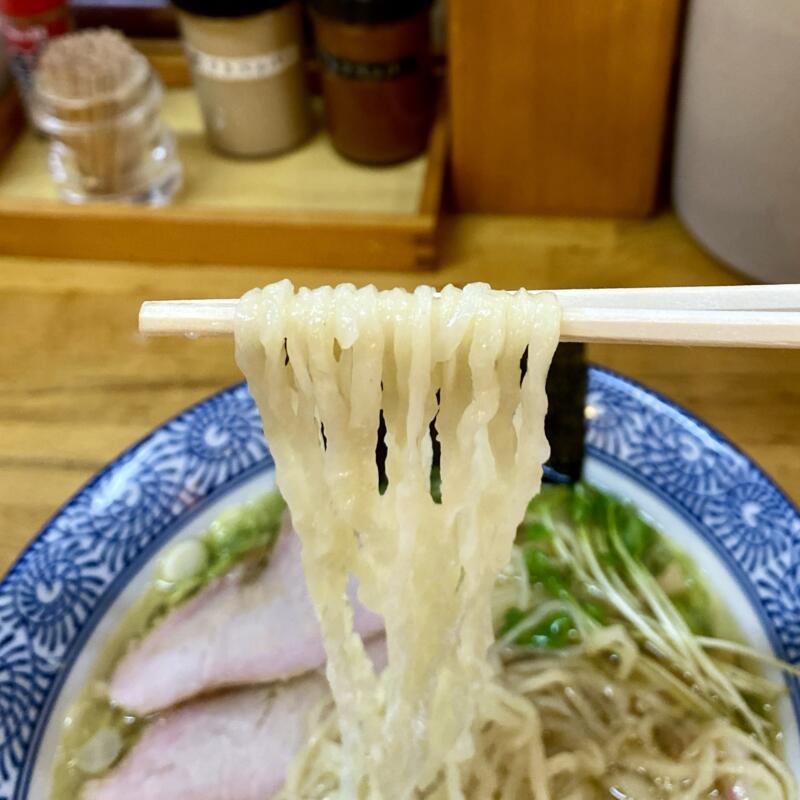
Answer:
top-left (0, 46), bottom-right (447, 271)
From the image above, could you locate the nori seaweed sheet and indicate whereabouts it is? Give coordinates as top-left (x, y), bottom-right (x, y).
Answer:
top-left (543, 343), bottom-right (586, 483)
top-left (376, 343), bottom-right (587, 491)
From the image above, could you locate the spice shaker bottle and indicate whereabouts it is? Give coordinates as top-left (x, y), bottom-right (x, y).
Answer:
top-left (0, 38), bottom-right (9, 95)
top-left (173, 0), bottom-right (311, 158)
top-left (310, 0), bottom-right (433, 165)
top-left (0, 0), bottom-right (70, 108)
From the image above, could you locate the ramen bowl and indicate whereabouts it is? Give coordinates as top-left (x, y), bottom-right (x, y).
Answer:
top-left (2, 367), bottom-right (799, 798)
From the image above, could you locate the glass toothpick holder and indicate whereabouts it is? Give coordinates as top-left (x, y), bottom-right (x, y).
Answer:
top-left (30, 34), bottom-right (182, 205)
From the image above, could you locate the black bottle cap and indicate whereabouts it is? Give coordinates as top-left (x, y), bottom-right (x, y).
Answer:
top-left (171, 0), bottom-right (291, 19)
top-left (309, 0), bottom-right (432, 25)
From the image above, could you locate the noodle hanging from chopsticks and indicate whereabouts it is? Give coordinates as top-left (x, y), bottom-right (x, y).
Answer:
top-left (235, 282), bottom-right (561, 798)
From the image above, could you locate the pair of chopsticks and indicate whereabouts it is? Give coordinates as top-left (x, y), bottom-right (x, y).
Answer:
top-left (138, 284), bottom-right (800, 348)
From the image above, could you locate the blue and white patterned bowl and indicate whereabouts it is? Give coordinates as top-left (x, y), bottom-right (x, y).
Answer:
top-left (2, 368), bottom-right (799, 799)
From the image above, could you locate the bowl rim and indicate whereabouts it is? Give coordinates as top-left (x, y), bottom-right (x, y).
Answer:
top-left (7, 366), bottom-right (797, 585)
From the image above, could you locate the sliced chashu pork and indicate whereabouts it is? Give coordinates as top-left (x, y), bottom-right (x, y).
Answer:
top-left (83, 672), bottom-right (327, 800)
top-left (110, 514), bottom-right (383, 715)
top-left (84, 639), bottom-right (388, 800)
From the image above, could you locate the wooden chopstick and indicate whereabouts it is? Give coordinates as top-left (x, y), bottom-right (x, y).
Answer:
top-left (552, 284), bottom-right (800, 311)
top-left (138, 285), bottom-right (800, 348)
top-left (558, 308), bottom-right (800, 347)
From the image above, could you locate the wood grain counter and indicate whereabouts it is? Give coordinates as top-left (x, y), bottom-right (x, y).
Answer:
top-left (2, 212), bottom-right (798, 575)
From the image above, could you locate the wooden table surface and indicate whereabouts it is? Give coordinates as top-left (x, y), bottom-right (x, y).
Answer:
top-left (2, 212), bottom-right (798, 575)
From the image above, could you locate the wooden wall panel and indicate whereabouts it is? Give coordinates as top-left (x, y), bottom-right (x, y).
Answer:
top-left (449, 0), bottom-right (682, 216)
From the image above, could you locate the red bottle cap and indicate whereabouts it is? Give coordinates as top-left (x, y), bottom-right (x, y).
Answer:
top-left (0, 0), bottom-right (66, 18)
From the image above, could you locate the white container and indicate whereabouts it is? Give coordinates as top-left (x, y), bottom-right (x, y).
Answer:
top-left (673, 0), bottom-right (800, 283)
